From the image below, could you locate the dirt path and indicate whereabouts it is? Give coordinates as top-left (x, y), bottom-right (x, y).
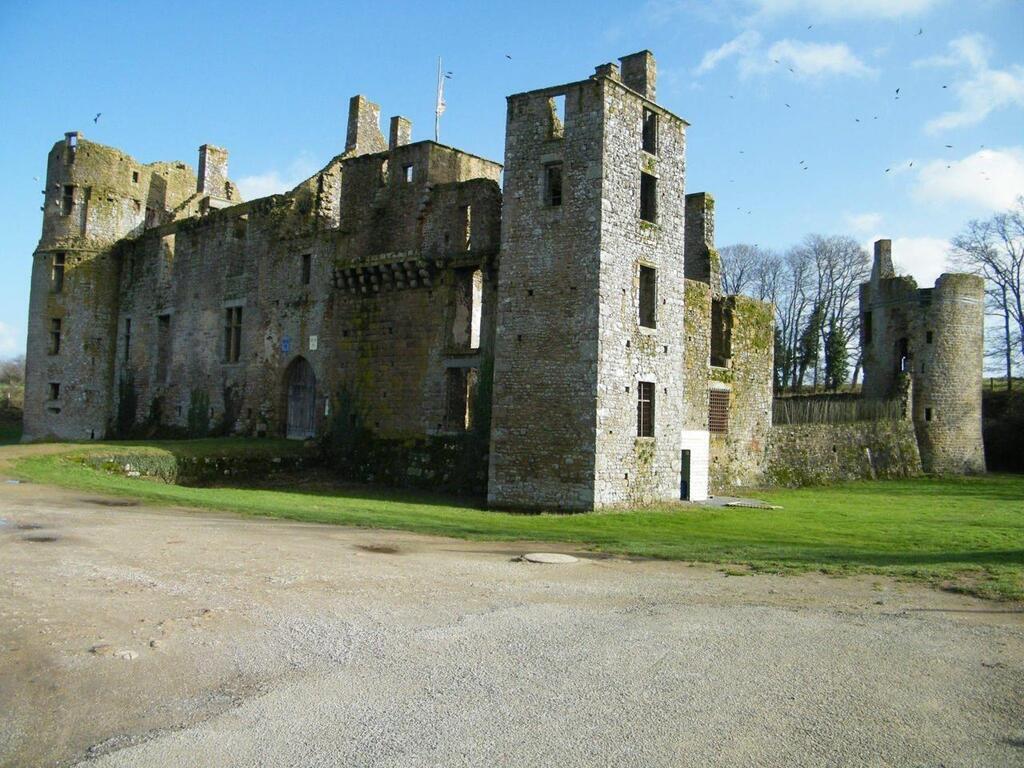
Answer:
top-left (1, 444), bottom-right (1022, 767)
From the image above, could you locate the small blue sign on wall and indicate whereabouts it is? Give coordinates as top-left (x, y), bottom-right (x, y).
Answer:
top-left (281, 337), bottom-right (291, 354)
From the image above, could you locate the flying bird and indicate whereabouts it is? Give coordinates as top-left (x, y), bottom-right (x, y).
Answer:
top-left (942, 84), bottom-right (948, 89)
top-left (916, 28), bottom-right (923, 36)
top-left (885, 168), bottom-right (891, 173)
top-left (807, 24), bottom-right (813, 29)
top-left (909, 161), bottom-right (914, 167)
top-left (785, 103), bottom-right (791, 108)
top-left (945, 144), bottom-right (953, 148)
top-left (505, 54), bottom-right (512, 60)
top-left (93, 112), bottom-right (101, 123)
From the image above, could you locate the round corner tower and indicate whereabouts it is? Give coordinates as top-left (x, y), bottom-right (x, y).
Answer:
top-left (859, 239), bottom-right (985, 475)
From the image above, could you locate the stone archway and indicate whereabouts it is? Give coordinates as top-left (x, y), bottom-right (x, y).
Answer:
top-left (284, 357), bottom-right (316, 440)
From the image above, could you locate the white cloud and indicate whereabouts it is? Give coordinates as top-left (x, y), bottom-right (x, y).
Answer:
top-left (747, 0), bottom-right (941, 19)
top-left (695, 32), bottom-right (874, 80)
top-left (914, 147), bottom-right (1024, 212)
top-left (918, 35), bottom-right (1024, 134)
top-left (0, 322), bottom-right (23, 358)
top-left (236, 154), bottom-right (320, 201)
top-left (862, 236), bottom-right (951, 287)
top-left (844, 211), bottom-right (884, 234)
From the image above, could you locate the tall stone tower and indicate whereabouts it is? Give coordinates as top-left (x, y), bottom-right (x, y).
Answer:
top-left (859, 239), bottom-right (985, 474)
top-left (488, 52), bottom-right (689, 509)
top-left (23, 132), bottom-right (197, 441)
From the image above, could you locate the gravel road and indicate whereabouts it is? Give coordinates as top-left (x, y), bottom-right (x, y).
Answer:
top-left (0, 447), bottom-right (1021, 767)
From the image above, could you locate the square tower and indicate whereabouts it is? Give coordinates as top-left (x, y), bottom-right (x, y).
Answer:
top-left (488, 52), bottom-right (689, 510)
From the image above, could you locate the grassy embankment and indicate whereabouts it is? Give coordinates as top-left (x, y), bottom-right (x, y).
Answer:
top-left (9, 439), bottom-right (1024, 600)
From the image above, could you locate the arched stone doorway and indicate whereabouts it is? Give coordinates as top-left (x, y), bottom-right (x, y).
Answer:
top-left (284, 357), bottom-right (317, 439)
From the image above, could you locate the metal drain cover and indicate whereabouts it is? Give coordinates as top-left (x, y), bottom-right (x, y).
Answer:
top-left (522, 552), bottom-right (579, 564)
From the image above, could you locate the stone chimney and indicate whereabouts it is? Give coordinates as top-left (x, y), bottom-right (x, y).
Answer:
top-left (872, 238), bottom-right (895, 283)
top-left (345, 95), bottom-right (388, 157)
top-left (685, 192), bottom-right (719, 294)
top-left (594, 62), bottom-right (621, 81)
top-left (619, 50), bottom-right (656, 100)
top-left (389, 116), bottom-right (412, 150)
top-left (197, 144), bottom-right (229, 198)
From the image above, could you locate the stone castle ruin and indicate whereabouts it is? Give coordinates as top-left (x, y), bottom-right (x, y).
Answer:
top-left (23, 51), bottom-right (985, 509)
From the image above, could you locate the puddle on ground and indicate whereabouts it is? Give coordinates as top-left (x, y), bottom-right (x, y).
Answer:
top-left (82, 498), bottom-right (140, 508)
top-left (356, 544), bottom-right (400, 555)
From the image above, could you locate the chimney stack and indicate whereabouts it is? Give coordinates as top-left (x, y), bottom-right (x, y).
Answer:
top-left (345, 95), bottom-right (388, 157)
top-left (197, 144), bottom-right (229, 198)
top-left (619, 50), bottom-right (657, 100)
top-left (389, 116), bottom-right (412, 150)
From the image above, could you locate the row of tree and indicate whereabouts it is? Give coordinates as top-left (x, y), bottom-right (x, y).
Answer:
top-left (720, 236), bottom-right (868, 392)
top-left (719, 197), bottom-right (1024, 392)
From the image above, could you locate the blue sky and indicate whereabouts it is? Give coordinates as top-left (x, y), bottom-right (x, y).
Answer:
top-left (1, 0), bottom-right (1022, 359)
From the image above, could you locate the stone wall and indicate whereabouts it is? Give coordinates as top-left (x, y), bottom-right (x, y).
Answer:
top-left (765, 419), bottom-right (922, 486)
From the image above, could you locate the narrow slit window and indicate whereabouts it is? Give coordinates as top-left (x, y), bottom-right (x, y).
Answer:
top-left (224, 307), bottom-right (242, 363)
top-left (639, 265), bottom-right (657, 329)
top-left (545, 162), bottom-right (563, 207)
top-left (709, 389), bottom-right (729, 434)
top-left (156, 314), bottom-right (171, 383)
top-left (550, 94), bottom-right (566, 138)
top-left (445, 367), bottom-right (478, 431)
top-left (49, 318), bottom-right (62, 355)
top-left (640, 172), bottom-right (657, 223)
top-left (637, 381), bottom-right (655, 437)
top-left (863, 311), bottom-right (873, 345)
top-left (48, 382), bottom-right (60, 401)
top-left (123, 318), bottom-right (132, 363)
top-left (52, 252), bottom-right (65, 293)
top-left (403, 164), bottom-right (414, 183)
top-left (926, 330), bottom-right (933, 344)
top-left (642, 108), bottom-right (658, 154)
top-left (301, 253), bottom-right (312, 286)
top-left (925, 407), bottom-right (933, 422)
top-left (460, 205), bottom-right (472, 251)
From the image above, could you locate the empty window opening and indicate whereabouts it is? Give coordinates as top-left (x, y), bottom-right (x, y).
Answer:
top-left (637, 381), bottom-right (655, 437)
top-left (896, 337), bottom-right (909, 373)
top-left (862, 311), bottom-right (873, 345)
top-left (145, 206), bottom-right (158, 228)
top-left (451, 268), bottom-right (483, 350)
top-left (926, 330), bottom-right (933, 344)
top-left (61, 185), bottom-right (74, 216)
top-left (639, 265), bottom-right (657, 329)
top-left (132, 170), bottom-right (139, 184)
top-left (459, 205), bottom-right (472, 251)
top-left (301, 253), bottom-right (312, 285)
top-left (48, 382), bottom-right (60, 401)
top-left (233, 216), bottom-right (247, 239)
top-left (403, 164), bottom-right (414, 183)
top-left (445, 367), bottom-right (478, 431)
top-left (124, 318), bottom-right (132, 363)
top-left (380, 159), bottom-right (389, 184)
top-left (925, 407), bottom-right (933, 422)
top-left (549, 94), bottom-right (566, 139)
top-left (709, 389), bottom-right (729, 434)
top-left (51, 253), bottom-right (65, 293)
top-left (49, 318), bottom-right (62, 355)
top-left (640, 172), bottom-right (657, 223)
top-left (156, 314), bottom-right (171, 384)
top-left (642, 108), bottom-right (658, 154)
top-left (710, 298), bottom-right (732, 367)
top-left (545, 162), bottom-right (563, 207)
top-left (224, 307), bottom-right (242, 363)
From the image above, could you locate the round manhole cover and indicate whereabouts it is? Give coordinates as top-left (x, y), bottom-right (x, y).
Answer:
top-left (522, 552), bottom-right (579, 564)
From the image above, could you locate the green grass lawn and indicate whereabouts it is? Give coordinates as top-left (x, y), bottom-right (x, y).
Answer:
top-left (11, 440), bottom-right (1024, 600)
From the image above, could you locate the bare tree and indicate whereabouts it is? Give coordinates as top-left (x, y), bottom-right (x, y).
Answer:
top-left (0, 355), bottom-right (24, 386)
top-left (951, 196), bottom-right (1024, 389)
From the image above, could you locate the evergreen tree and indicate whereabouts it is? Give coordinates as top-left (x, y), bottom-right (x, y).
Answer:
top-left (825, 322), bottom-right (849, 391)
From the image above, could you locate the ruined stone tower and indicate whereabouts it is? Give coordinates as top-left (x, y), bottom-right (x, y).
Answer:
top-left (488, 52), bottom-right (689, 509)
top-left (23, 132), bottom-right (198, 441)
top-left (860, 239), bottom-right (985, 474)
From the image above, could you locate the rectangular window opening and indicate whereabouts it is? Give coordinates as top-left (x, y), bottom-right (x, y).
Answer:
top-left (640, 172), bottom-right (657, 223)
top-left (49, 318), bottom-right (62, 355)
top-left (52, 252), bottom-right (65, 293)
top-left (925, 407), bottom-right (933, 422)
top-left (132, 170), bottom-right (140, 183)
top-left (637, 381), bottom-right (655, 437)
top-left (639, 265), bottom-right (657, 329)
top-left (545, 162), bottom-right (563, 207)
top-left (642, 108), bottom-right (658, 154)
top-left (61, 185), bottom-right (74, 216)
top-left (403, 164), bottom-right (414, 183)
top-left (124, 318), bottom-right (132, 363)
top-left (445, 367), bottom-right (478, 431)
top-left (301, 253), bottom-right (312, 286)
top-left (550, 94), bottom-right (566, 138)
top-left (709, 389), bottom-right (729, 434)
top-left (48, 382), bottom-right (60, 401)
top-left (450, 268), bottom-right (483, 350)
top-left (459, 205), bottom-right (472, 251)
top-left (863, 311), bottom-right (873, 345)
top-left (224, 307), bottom-right (242, 363)
top-left (926, 330), bottom-right (933, 344)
